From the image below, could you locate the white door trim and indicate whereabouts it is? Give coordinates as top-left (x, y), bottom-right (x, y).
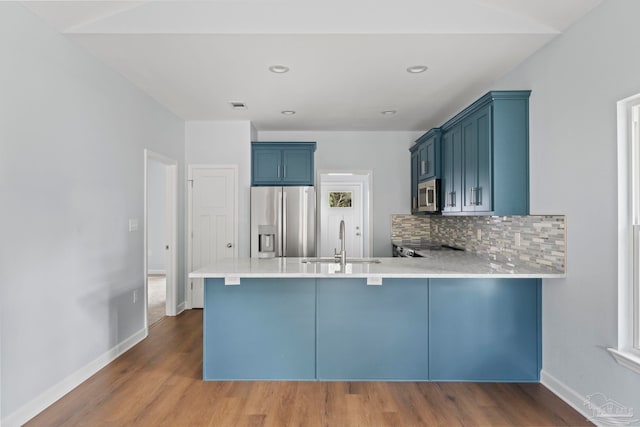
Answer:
top-left (317, 170), bottom-right (373, 257)
top-left (144, 149), bottom-right (179, 326)
top-left (187, 164), bottom-right (238, 309)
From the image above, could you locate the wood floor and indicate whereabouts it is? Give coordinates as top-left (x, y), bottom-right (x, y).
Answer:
top-left (26, 310), bottom-right (592, 427)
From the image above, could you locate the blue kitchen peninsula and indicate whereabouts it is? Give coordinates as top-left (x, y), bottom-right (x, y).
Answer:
top-left (190, 256), bottom-right (563, 382)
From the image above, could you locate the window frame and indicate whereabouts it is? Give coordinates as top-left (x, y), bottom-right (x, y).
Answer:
top-left (610, 94), bottom-right (640, 373)
top-left (632, 104), bottom-right (640, 353)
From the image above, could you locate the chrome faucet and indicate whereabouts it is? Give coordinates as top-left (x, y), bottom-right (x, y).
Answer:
top-left (334, 219), bottom-right (347, 266)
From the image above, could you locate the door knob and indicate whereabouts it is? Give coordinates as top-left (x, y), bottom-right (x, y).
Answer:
top-left (355, 233), bottom-right (361, 236)
top-left (226, 243), bottom-right (232, 248)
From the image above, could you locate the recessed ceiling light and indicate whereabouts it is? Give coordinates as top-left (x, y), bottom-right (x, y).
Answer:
top-left (406, 65), bottom-right (428, 74)
top-left (381, 110), bottom-right (397, 115)
top-left (281, 110), bottom-right (296, 115)
top-left (229, 101), bottom-right (247, 110)
top-left (269, 65), bottom-right (290, 73)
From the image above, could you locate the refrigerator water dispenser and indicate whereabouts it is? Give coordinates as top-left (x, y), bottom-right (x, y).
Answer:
top-left (258, 225), bottom-right (276, 258)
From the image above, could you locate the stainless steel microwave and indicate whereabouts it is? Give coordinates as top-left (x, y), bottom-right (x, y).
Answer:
top-left (418, 178), bottom-right (439, 212)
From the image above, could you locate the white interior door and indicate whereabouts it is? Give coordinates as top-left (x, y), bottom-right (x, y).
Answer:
top-left (320, 183), bottom-right (363, 258)
top-left (189, 166), bottom-right (237, 308)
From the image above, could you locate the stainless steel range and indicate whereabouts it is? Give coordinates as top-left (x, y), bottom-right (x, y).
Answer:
top-left (392, 242), bottom-right (463, 257)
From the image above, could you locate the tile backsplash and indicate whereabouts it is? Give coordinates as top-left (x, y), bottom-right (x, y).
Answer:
top-left (391, 214), bottom-right (566, 272)
top-left (391, 214), bottom-right (431, 240)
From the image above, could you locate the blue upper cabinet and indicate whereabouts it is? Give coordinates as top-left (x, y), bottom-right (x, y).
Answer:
top-left (412, 128), bottom-right (441, 182)
top-left (252, 142), bottom-right (316, 186)
top-left (441, 90), bottom-right (531, 216)
top-left (409, 128), bottom-right (441, 213)
top-left (282, 147), bottom-right (313, 184)
top-left (441, 124), bottom-right (462, 213)
top-left (252, 147), bottom-right (282, 184)
top-left (461, 104), bottom-right (492, 212)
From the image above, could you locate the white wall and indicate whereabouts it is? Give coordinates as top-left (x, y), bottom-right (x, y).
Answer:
top-left (147, 160), bottom-right (167, 273)
top-left (186, 121), bottom-right (252, 257)
top-left (0, 4), bottom-right (185, 424)
top-left (473, 0), bottom-right (640, 415)
top-left (258, 131), bottom-right (421, 256)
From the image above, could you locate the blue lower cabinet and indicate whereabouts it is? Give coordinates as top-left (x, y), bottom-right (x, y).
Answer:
top-left (428, 278), bottom-right (541, 381)
top-left (202, 277), bottom-right (541, 382)
top-left (203, 278), bottom-right (316, 380)
top-left (316, 278), bottom-right (429, 380)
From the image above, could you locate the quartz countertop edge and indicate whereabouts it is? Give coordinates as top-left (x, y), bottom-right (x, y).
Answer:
top-left (189, 256), bottom-right (565, 279)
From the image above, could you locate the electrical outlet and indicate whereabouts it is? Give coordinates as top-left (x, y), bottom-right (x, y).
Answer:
top-left (133, 290), bottom-right (138, 304)
top-left (477, 229), bottom-right (482, 240)
top-left (515, 232), bottom-right (521, 248)
top-left (128, 218), bottom-right (139, 232)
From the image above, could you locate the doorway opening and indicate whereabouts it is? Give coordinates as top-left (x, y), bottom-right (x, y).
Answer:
top-left (318, 171), bottom-right (372, 258)
top-left (147, 159), bottom-right (167, 326)
top-left (144, 150), bottom-right (178, 329)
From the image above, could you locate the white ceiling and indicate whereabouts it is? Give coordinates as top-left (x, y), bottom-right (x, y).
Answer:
top-left (23, 0), bottom-right (603, 131)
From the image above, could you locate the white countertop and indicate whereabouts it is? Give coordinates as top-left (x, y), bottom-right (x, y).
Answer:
top-left (189, 252), bottom-right (565, 280)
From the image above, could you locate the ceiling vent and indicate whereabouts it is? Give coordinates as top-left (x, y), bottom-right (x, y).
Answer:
top-left (229, 102), bottom-right (247, 110)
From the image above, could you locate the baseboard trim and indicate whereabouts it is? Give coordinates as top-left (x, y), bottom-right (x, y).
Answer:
top-left (176, 301), bottom-right (186, 315)
top-left (1, 327), bottom-right (148, 427)
top-left (540, 370), bottom-right (601, 427)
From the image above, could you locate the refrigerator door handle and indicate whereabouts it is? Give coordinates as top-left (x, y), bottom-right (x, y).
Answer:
top-left (283, 190), bottom-right (288, 256)
top-left (276, 190), bottom-right (283, 257)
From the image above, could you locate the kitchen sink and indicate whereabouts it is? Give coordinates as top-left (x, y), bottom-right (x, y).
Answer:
top-left (301, 257), bottom-right (381, 264)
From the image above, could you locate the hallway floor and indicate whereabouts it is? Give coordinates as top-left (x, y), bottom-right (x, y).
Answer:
top-left (147, 274), bottom-right (166, 326)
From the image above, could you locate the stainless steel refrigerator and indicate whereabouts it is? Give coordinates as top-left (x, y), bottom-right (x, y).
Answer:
top-left (251, 186), bottom-right (316, 258)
